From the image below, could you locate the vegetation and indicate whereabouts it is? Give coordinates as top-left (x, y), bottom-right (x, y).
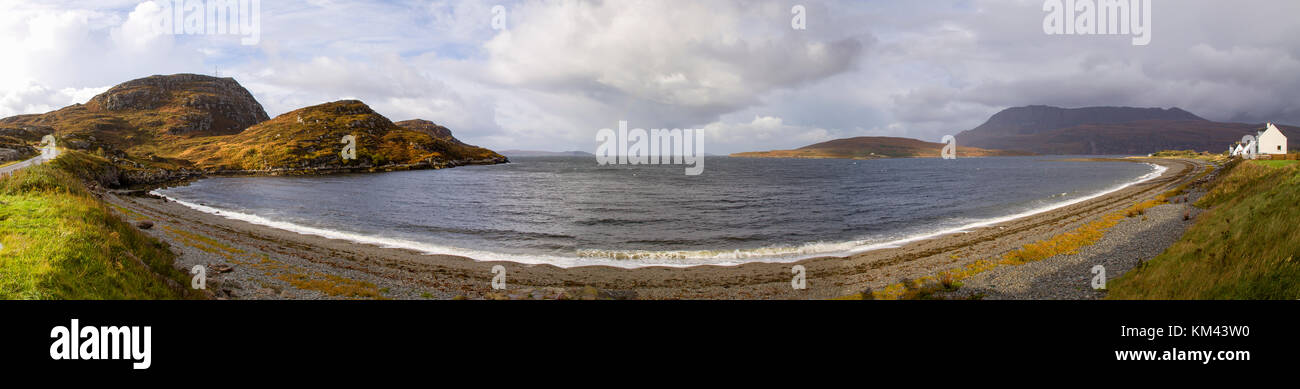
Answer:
top-left (1151, 150), bottom-right (1207, 157)
top-left (1252, 160), bottom-right (1299, 168)
top-left (180, 100), bottom-right (503, 172)
top-left (0, 151), bottom-right (198, 299)
top-left (1107, 160), bottom-right (1300, 299)
top-left (1146, 150), bottom-right (1230, 165)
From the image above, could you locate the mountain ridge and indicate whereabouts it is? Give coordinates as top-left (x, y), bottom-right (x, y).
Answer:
top-left (957, 105), bottom-right (1297, 154)
top-left (730, 136), bottom-right (1033, 159)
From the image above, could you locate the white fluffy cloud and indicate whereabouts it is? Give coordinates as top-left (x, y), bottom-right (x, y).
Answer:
top-left (0, 79), bottom-right (108, 117)
top-left (0, 0), bottom-right (200, 117)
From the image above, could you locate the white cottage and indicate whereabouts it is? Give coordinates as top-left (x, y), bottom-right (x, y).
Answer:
top-left (1256, 123), bottom-right (1289, 155)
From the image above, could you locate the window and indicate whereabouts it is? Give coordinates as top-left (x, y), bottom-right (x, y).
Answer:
top-left (1279, 145), bottom-right (1283, 151)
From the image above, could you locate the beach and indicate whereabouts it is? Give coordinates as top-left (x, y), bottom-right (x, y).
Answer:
top-left (105, 158), bottom-right (1209, 300)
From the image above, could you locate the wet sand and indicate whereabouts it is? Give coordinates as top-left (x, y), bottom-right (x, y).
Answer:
top-left (105, 158), bottom-right (1207, 300)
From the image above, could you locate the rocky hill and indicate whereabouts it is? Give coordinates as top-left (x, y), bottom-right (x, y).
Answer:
top-left (0, 74), bottom-right (507, 184)
top-left (86, 74), bottom-right (269, 136)
top-left (730, 136), bottom-right (1032, 159)
top-left (0, 74), bottom-right (269, 155)
top-left (178, 100), bottom-right (505, 172)
top-left (957, 105), bottom-right (1297, 154)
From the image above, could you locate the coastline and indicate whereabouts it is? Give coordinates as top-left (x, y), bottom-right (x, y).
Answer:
top-left (106, 158), bottom-right (1206, 300)
top-left (147, 159), bottom-right (1166, 268)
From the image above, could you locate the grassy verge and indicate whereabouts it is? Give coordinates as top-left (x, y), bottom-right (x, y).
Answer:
top-left (1107, 160), bottom-right (1300, 299)
top-left (0, 151), bottom-right (198, 299)
top-left (1251, 160), bottom-right (1298, 168)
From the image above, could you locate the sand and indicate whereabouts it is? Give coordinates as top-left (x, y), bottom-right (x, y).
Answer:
top-left (104, 158), bottom-right (1208, 300)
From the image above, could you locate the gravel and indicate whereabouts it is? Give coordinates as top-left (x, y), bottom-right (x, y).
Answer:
top-left (948, 190), bottom-right (1207, 300)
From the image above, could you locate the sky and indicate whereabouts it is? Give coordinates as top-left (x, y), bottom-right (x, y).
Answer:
top-left (1, 0), bottom-right (1298, 154)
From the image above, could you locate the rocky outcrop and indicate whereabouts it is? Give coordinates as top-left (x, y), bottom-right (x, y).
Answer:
top-left (87, 74), bottom-right (269, 136)
top-left (0, 134), bottom-right (38, 162)
top-left (187, 100), bottom-right (508, 173)
top-left (0, 124), bottom-right (53, 142)
top-left (394, 119), bottom-right (462, 144)
top-left (0, 147), bottom-right (35, 162)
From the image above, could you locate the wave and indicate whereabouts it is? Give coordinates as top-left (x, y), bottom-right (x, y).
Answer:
top-left (152, 163), bottom-right (1166, 269)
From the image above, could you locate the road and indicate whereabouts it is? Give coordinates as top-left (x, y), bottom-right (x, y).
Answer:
top-left (0, 146), bottom-right (58, 177)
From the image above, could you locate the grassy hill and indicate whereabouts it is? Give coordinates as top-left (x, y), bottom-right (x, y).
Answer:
top-left (730, 136), bottom-right (1033, 159)
top-left (0, 151), bottom-right (199, 299)
top-left (1107, 159), bottom-right (1300, 299)
top-left (0, 74), bottom-right (507, 184)
top-left (173, 100), bottom-right (505, 172)
top-left (0, 74), bottom-right (268, 159)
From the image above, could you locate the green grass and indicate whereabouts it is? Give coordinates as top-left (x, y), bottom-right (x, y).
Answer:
top-left (1108, 160), bottom-right (1300, 299)
top-left (1151, 149), bottom-right (1213, 158)
top-left (0, 151), bottom-right (198, 299)
top-left (1251, 160), bottom-right (1299, 168)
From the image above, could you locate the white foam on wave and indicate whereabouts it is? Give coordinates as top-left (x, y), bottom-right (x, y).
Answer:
top-left (152, 162), bottom-right (1166, 269)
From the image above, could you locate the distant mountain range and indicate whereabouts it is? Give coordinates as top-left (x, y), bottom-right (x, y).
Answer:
top-left (732, 105), bottom-right (1298, 159)
top-left (957, 105), bottom-right (1299, 155)
top-left (500, 150), bottom-right (595, 157)
top-left (730, 136), bottom-right (1031, 159)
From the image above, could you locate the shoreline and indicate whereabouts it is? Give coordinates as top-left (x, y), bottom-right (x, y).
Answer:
top-left (147, 159), bottom-right (1167, 269)
top-left (107, 157), bottom-right (1205, 300)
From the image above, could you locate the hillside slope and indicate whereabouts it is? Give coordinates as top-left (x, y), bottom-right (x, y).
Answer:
top-left (394, 119), bottom-right (462, 144)
top-left (730, 136), bottom-right (1032, 159)
top-left (971, 120), bottom-right (1300, 155)
top-left (0, 74), bottom-right (268, 156)
top-left (0, 151), bottom-right (199, 299)
top-left (1108, 160), bottom-right (1300, 299)
top-left (178, 100), bottom-right (506, 172)
top-left (964, 105), bottom-right (1204, 138)
top-left (958, 105), bottom-right (1298, 155)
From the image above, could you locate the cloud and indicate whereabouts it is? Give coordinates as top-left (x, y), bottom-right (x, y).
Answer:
top-left (2, 0), bottom-right (1300, 154)
top-left (110, 1), bottom-right (173, 52)
top-left (703, 116), bottom-right (834, 152)
top-left (480, 0), bottom-right (865, 128)
top-left (0, 79), bottom-right (108, 117)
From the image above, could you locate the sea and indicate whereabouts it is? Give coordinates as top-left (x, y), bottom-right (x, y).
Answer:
top-left (153, 156), bottom-right (1163, 268)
